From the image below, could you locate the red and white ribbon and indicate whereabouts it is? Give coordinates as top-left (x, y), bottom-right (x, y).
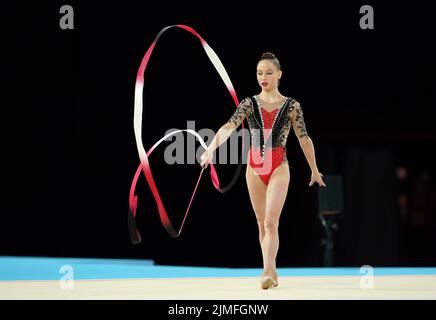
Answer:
top-left (128, 25), bottom-right (246, 243)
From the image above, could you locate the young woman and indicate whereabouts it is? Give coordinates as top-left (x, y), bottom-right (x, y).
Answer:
top-left (200, 52), bottom-right (326, 289)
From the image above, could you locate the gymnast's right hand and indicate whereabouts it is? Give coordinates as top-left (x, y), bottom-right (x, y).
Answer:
top-left (200, 148), bottom-right (214, 169)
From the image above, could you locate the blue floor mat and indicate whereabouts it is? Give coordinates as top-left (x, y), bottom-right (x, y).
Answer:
top-left (1, 256), bottom-right (435, 281)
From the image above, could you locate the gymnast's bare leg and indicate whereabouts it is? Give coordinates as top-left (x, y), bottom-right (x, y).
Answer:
top-left (246, 161), bottom-right (290, 289)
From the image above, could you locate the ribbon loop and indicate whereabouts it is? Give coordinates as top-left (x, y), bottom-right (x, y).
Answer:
top-left (128, 25), bottom-right (246, 243)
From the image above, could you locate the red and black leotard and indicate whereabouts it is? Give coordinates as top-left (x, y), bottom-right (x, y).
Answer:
top-left (227, 95), bottom-right (309, 185)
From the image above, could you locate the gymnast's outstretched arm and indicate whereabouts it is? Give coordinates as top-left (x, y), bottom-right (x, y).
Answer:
top-left (200, 97), bottom-right (251, 168)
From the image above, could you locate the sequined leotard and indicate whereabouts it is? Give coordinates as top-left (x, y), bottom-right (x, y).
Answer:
top-left (226, 95), bottom-right (309, 185)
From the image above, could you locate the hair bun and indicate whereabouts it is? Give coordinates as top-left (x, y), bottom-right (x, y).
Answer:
top-left (259, 51), bottom-right (281, 70)
top-left (261, 52), bottom-right (276, 60)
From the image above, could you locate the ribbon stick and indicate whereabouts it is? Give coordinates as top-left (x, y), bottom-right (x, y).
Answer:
top-left (128, 25), bottom-right (246, 243)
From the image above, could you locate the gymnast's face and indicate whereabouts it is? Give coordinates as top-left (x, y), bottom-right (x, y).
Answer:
top-left (257, 60), bottom-right (282, 91)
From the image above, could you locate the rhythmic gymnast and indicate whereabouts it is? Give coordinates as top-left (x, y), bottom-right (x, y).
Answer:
top-left (200, 52), bottom-right (327, 289)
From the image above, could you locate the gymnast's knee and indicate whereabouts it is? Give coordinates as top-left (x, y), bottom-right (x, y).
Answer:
top-left (264, 219), bottom-right (279, 233)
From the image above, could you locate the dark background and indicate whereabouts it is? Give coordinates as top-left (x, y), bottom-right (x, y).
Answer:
top-left (2, 1), bottom-right (435, 268)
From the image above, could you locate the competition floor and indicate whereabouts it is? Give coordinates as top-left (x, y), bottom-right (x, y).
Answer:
top-left (1, 256), bottom-right (435, 299)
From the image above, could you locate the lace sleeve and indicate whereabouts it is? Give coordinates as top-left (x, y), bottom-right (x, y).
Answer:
top-left (226, 97), bottom-right (252, 128)
top-left (291, 101), bottom-right (309, 139)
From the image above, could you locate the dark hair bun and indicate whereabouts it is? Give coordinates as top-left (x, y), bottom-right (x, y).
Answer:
top-left (259, 51), bottom-right (281, 70)
top-left (261, 52), bottom-right (276, 60)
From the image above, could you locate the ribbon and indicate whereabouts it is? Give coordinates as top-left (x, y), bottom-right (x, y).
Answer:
top-left (128, 25), bottom-right (246, 243)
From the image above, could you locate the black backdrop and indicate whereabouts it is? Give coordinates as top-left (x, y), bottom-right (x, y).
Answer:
top-left (2, 1), bottom-right (435, 268)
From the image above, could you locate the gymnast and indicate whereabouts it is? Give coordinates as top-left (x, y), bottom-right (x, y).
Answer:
top-left (200, 52), bottom-right (326, 289)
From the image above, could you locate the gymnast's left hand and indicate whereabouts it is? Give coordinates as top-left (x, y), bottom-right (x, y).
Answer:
top-left (309, 172), bottom-right (326, 187)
